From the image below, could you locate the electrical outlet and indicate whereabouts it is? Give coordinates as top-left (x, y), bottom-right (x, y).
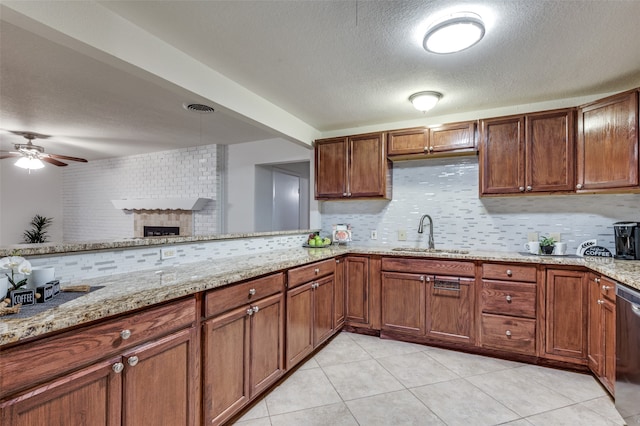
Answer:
top-left (550, 232), bottom-right (561, 242)
top-left (527, 232), bottom-right (539, 242)
top-left (370, 230), bottom-right (377, 240)
top-left (160, 247), bottom-right (177, 260)
top-left (398, 230), bottom-right (407, 241)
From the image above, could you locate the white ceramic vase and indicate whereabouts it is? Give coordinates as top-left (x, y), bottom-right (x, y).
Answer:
top-left (0, 274), bottom-right (8, 300)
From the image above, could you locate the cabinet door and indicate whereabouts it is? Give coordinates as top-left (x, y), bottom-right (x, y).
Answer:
top-left (381, 272), bottom-right (426, 336)
top-left (250, 293), bottom-right (285, 399)
top-left (345, 256), bottom-right (370, 326)
top-left (313, 275), bottom-right (335, 346)
top-left (601, 297), bottom-right (616, 394)
top-left (426, 276), bottom-right (474, 344)
top-left (387, 127), bottom-right (428, 156)
top-left (545, 269), bottom-right (589, 362)
top-left (122, 327), bottom-right (197, 426)
top-left (348, 133), bottom-right (387, 197)
top-left (526, 109), bottom-right (575, 193)
top-left (286, 282), bottom-right (314, 369)
top-left (0, 357), bottom-right (121, 426)
top-left (480, 115), bottom-right (525, 195)
top-left (587, 274), bottom-right (603, 375)
top-left (315, 137), bottom-right (347, 198)
top-left (334, 258), bottom-right (346, 329)
top-left (203, 306), bottom-right (250, 426)
top-left (429, 121), bottom-right (476, 153)
top-left (577, 90), bottom-right (639, 191)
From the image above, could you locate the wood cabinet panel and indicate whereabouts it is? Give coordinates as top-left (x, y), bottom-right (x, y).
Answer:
top-left (314, 137), bottom-right (347, 198)
top-left (480, 115), bottom-right (525, 195)
top-left (482, 263), bottom-right (537, 282)
top-left (587, 274), bottom-right (603, 375)
top-left (426, 276), bottom-right (474, 344)
top-left (285, 282), bottom-right (314, 369)
top-left (481, 313), bottom-right (536, 355)
top-left (481, 280), bottom-right (536, 318)
top-left (205, 273), bottom-right (284, 317)
top-left (429, 121), bottom-right (476, 153)
top-left (381, 272), bottom-right (426, 336)
top-left (334, 258), bottom-right (346, 329)
top-left (544, 269), bottom-right (589, 363)
top-left (345, 256), bottom-right (370, 325)
top-left (0, 297), bottom-right (196, 399)
top-left (588, 274), bottom-right (616, 395)
top-left (288, 259), bottom-right (335, 289)
top-left (313, 276), bottom-right (335, 346)
top-left (348, 133), bottom-right (388, 198)
top-left (577, 90), bottom-right (639, 191)
top-left (0, 357), bottom-right (122, 426)
top-left (601, 297), bottom-right (616, 394)
top-left (387, 127), bottom-right (427, 156)
top-left (381, 257), bottom-right (475, 277)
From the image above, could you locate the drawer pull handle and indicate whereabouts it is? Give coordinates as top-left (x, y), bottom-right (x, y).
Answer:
top-left (602, 285), bottom-right (613, 291)
top-left (314, 268), bottom-right (320, 274)
top-left (505, 295), bottom-right (512, 303)
top-left (128, 356), bottom-right (139, 367)
top-left (249, 288), bottom-right (256, 296)
top-left (597, 299), bottom-right (604, 305)
top-left (433, 278), bottom-right (460, 292)
top-left (505, 330), bottom-right (512, 337)
top-left (247, 308), bottom-right (255, 316)
top-left (506, 269), bottom-right (513, 277)
top-left (112, 362), bottom-right (124, 374)
top-left (120, 329), bottom-right (132, 340)
top-left (252, 306), bottom-right (260, 314)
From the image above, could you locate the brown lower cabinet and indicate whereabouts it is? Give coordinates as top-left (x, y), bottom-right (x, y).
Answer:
top-left (587, 274), bottom-right (616, 394)
top-left (381, 272), bottom-right (426, 336)
top-left (345, 256), bottom-right (370, 326)
top-left (0, 299), bottom-right (198, 426)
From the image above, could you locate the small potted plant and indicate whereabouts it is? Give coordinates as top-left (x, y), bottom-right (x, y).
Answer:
top-left (539, 236), bottom-right (556, 255)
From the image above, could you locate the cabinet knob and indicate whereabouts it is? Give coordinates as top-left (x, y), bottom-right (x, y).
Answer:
top-left (505, 330), bottom-right (512, 337)
top-left (506, 269), bottom-right (513, 277)
top-left (247, 308), bottom-right (255, 316)
top-left (424, 146), bottom-right (429, 152)
top-left (506, 295), bottom-right (512, 303)
top-left (112, 362), bottom-right (124, 374)
top-left (314, 268), bottom-right (320, 274)
top-left (602, 285), bottom-right (613, 291)
top-left (526, 186), bottom-right (532, 192)
top-left (576, 183), bottom-right (583, 190)
top-left (343, 192), bottom-right (348, 196)
top-left (252, 306), bottom-right (260, 314)
top-left (429, 146), bottom-right (434, 152)
top-left (120, 329), bottom-right (132, 340)
top-left (347, 192), bottom-right (352, 197)
top-left (336, 260), bottom-right (340, 264)
top-left (519, 186), bottom-right (525, 192)
top-left (419, 275), bottom-right (425, 282)
top-left (594, 277), bottom-right (601, 284)
top-left (127, 356), bottom-right (139, 367)
top-left (597, 299), bottom-right (604, 305)
top-left (248, 288), bottom-right (256, 296)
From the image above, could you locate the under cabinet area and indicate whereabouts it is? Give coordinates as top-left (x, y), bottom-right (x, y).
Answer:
top-left (0, 298), bottom-right (198, 426)
top-left (202, 273), bottom-right (285, 426)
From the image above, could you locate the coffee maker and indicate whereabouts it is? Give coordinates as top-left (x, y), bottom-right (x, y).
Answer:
top-left (613, 222), bottom-right (640, 260)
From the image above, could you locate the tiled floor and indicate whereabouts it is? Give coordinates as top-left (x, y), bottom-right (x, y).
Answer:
top-left (233, 331), bottom-right (632, 426)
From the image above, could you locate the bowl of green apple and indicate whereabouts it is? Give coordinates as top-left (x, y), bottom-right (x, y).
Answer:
top-left (304, 233), bottom-right (332, 248)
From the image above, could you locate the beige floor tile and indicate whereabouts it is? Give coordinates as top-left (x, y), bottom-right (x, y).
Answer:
top-left (526, 404), bottom-right (621, 426)
top-left (411, 378), bottom-right (519, 426)
top-left (298, 356), bottom-right (320, 370)
top-left (466, 367), bottom-right (574, 417)
top-left (235, 399), bottom-right (269, 422)
top-left (578, 396), bottom-right (626, 425)
top-left (425, 346), bottom-right (524, 377)
top-left (518, 364), bottom-right (607, 403)
top-left (349, 332), bottom-right (426, 358)
top-left (269, 402), bottom-right (358, 426)
top-left (626, 414), bottom-right (640, 425)
top-left (346, 389), bottom-right (445, 426)
top-left (233, 417), bottom-right (271, 426)
top-left (322, 358), bottom-right (404, 400)
top-left (376, 351), bottom-right (459, 388)
top-left (313, 333), bottom-right (372, 367)
top-left (499, 419), bottom-right (534, 425)
top-left (265, 367), bottom-right (341, 415)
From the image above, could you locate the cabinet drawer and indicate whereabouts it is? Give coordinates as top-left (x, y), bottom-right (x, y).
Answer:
top-left (481, 280), bottom-right (536, 318)
top-left (481, 313), bottom-right (536, 355)
top-left (600, 277), bottom-right (616, 303)
top-left (205, 273), bottom-right (284, 318)
top-left (287, 259), bottom-right (335, 289)
top-left (0, 297), bottom-right (196, 398)
top-left (381, 258), bottom-right (475, 277)
top-left (482, 263), bottom-right (537, 283)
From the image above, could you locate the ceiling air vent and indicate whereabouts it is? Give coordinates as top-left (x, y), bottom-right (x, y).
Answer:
top-left (184, 103), bottom-right (215, 113)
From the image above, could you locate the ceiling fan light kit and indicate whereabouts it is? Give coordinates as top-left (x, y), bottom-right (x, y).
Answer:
top-left (0, 131), bottom-right (88, 171)
top-left (409, 91), bottom-right (442, 112)
top-left (423, 11), bottom-right (485, 54)
top-left (14, 156), bottom-right (45, 170)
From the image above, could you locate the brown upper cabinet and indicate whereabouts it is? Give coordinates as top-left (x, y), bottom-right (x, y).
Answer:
top-left (480, 108), bottom-right (575, 196)
top-left (577, 89), bottom-right (639, 192)
top-left (387, 121), bottom-right (477, 159)
top-left (314, 132), bottom-right (391, 200)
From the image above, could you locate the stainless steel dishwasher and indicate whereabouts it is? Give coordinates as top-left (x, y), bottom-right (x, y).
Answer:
top-left (616, 283), bottom-right (640, 419)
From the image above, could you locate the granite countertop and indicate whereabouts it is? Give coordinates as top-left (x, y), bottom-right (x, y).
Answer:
top-left (1, 245), bottom-right (639, 347)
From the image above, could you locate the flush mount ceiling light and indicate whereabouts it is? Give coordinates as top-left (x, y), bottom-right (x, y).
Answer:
top-left (423, 12), bottom-right (485, 54)
top-left (409, 91), bottom-right (442, 112)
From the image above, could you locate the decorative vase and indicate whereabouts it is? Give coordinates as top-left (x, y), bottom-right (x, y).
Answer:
top-left (0, 275), bottom-right (7, 300)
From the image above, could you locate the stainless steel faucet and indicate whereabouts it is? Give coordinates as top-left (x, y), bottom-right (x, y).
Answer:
top-left (418, 214), bottom-right (435, 249)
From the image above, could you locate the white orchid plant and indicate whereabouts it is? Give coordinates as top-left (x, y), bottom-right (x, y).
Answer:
top-left (0, 251), bottom-right (32, 291)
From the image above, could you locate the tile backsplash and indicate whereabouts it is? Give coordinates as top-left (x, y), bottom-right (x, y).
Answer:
top-left (320, 157), bottom-right (640, 253)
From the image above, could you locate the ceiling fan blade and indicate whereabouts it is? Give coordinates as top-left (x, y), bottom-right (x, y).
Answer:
top-left (45, 153), bottom-right (88, 163)
top-left (41, 157), bottom-right (68, 167)
top-left (0, 152), bottom-right (22, 159)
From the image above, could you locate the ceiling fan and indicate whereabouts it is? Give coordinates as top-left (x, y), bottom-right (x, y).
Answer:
top-left (0, 131), bottom-right (88, 169)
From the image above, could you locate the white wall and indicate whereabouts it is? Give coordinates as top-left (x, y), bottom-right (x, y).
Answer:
top-left (226, 138), bottom-right (315, 233)
top-left (62, 144), bottom-right (223, 241)
top-left (0, 160), bottom-right (63, 245)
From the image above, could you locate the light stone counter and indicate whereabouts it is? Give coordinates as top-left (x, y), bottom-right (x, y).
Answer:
top-left (2, 245), bottom-right (639, 347)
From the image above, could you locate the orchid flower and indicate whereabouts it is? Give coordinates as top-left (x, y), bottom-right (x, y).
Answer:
top-left (0, 255), bottom-right (32, 290)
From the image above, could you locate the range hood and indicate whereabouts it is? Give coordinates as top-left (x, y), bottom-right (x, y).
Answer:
top-left (111, 198), bottom-right (211, 211)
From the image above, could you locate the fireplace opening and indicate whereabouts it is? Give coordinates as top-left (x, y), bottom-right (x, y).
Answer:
top-left (143, 226), bottom-right (180, 237)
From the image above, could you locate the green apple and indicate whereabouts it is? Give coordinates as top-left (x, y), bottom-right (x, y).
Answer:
top-left (323, 237), bottom-right (331, 245)
top-left (308, 239), bottom-right (317, 246)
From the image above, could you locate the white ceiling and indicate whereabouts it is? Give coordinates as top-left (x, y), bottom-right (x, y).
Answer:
top-left (2, 1), bottom-right (640, 161)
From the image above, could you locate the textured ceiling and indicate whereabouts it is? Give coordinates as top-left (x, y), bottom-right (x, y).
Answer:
top-left (2, 1), bottom-right (640, 160)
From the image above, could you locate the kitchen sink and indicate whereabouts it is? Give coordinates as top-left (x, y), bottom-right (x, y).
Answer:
top-left (391, 247), bottom-right (469, 255)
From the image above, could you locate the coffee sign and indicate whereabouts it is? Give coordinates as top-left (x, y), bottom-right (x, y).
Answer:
top-left (10, 289), bottom-right (35, 306)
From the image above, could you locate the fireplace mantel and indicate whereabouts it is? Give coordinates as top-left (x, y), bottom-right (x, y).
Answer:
top-left (111, 198), bottom-right (211, 211)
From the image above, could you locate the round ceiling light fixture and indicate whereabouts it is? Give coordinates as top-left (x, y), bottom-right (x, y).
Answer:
top-left (409, 91), bottom-right (442, 112)
top-left (423, 12), bottom-right (485, 54)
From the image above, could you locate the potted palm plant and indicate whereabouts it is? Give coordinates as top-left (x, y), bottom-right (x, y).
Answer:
top-left (539, 236), bottom-right (556, 255)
